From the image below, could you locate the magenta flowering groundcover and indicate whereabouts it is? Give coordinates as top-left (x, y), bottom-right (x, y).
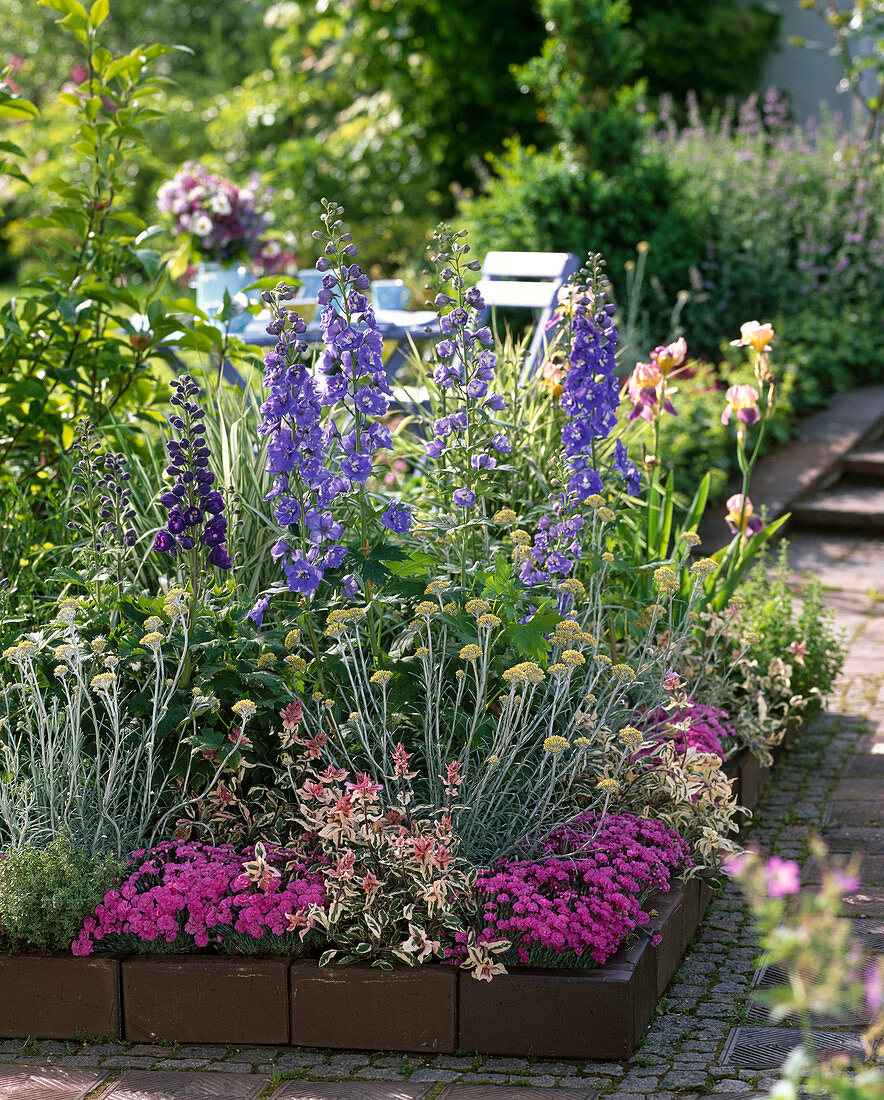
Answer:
top-left (463, 813), bottom-right (691, 969)
top-left (72, 841), bottom-right (325, 957)
top-left (639, 703), bottom-right (736, 761)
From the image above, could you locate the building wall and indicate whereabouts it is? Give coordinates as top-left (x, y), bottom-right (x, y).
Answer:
top-left (760, 0), bottom-right (874, 126)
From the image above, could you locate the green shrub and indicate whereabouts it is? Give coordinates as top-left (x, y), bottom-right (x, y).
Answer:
top-left (0, 835), bottom-right (121, 952)
top-left (740, 543), bottom-right (845, 716)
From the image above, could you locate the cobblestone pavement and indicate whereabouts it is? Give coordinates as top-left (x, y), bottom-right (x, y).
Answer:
top-left (2, 531), bottom-right (882, 1100)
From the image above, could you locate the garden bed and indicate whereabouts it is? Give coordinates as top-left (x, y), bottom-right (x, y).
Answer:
top-left (0, 878), bottom-right (715, 1057)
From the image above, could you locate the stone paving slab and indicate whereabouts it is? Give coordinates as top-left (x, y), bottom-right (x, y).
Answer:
top-left (95, 1070), bottom-right (267, 1099)
top-left (270, 1087), bottom-right (433, 1100)
top-left (824, 800), bottom-right (884, 826)
top-left (0, 1066), bottom-right (109, 1098)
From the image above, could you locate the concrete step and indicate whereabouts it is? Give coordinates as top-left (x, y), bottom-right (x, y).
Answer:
top-left (843, 446), bottom-right (884, 480)
top-left (790, 483), bottom-right (884, 533)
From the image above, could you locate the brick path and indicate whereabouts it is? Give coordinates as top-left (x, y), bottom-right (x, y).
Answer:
top-left (2, 531), bottom-right (881, 1100)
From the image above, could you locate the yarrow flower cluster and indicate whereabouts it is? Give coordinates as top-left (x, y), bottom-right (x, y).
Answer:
top-left (154, 376), bottom-right (231, 570)
top-left (157, 162), bottom-right (270, 264)
top-left (72, 841), bottom-right (326, 955)
top-left (461, 813), bottom-right (690, 968)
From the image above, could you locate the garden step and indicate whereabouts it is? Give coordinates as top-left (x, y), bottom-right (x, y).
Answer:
top-left (790, 484), bottom-right (884, 534)
top-left (842, 445), bottom-right (884, 480)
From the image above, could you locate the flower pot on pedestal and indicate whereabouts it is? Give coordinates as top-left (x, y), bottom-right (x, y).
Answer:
top-left (193, 261), bottom-right (253, 333)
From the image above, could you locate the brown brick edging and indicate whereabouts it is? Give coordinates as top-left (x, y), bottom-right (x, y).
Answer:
top-left (0, 877), bottom-right (710, 1059)
top-left (0, 718), bottom-right (798, 1057)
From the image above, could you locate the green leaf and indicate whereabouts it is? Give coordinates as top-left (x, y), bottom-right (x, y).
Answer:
top-left (0, 97), bottom-right (39, 120)
top-left (386, 550), bottom-right (436, 577)
top-left (39, 0), bottom-right (89, 19)
top-left (318, 948), bottom-right (338, 967)
top-left (89, 0), bottom-right (109, 28)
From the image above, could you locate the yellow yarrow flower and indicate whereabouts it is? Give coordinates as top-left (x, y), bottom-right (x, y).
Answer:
top-left (285, 655), bottom-right (307, 674)
top-left (492, 508), bottom-right (518, 525)
top-left (595, 653), bottom-right (612, 667)
top-left (163, 586), bottom-right (189, 617)
top-left (91, 636), bottom-right (107, 655)
top-left (558, 578), bottom-right (585, 597)
top-left (612, 663), bottom-right (636, 683)
top-left (597, 507), bottom-right (616, 523)
top-left (348, 711), bottom-right (360, 722)
top-left (442, 603), bottom-right (458, 615)
top-left (654, 566), bottom-right (679, 595)
top-left (370, 669), bottom-right (392, 687)
top-left (56, 597), bottom-right (80, 622)
top-left (54, 643), bottom-right (77, 662)
top-left (549, 663), bottom-right (569, 676)
top-left (509, 529), bottom-right (532, 546)
top-left (597, 777), bottom-right (620, 793)
top-left (232, 699), bottom-right (257, 721)
top-left (601, 551), bottom-right (614, 564)
top-left (543, 735), bottom-right (570, 756)
top-left (561, 649), bottom-right (585, 667)
top-left (487, 754), bottom-right (500, 766)
top-left (574, 736), bottom-right (592, 748)
top-left (416, 646), bottom-right (429, 658)
top-left (465, 598), bottom-right (491, 617)
top-left (586, 494), bottom-right (605, 509)
top-left (502, 661), bottom-right (545, 686)
top-left (477, 613), bottom-right (502, 630)
top-left (460, 644), bottom-right (482, 662)
top-left (619, 725), bottom-right (644, 748)
top-left (312, 690), bottom-right (325, 702)
top-left (90, 671), bottom-right (117, 693)
top-left (743, 630), bottom-right (761, 645)
top-left (455, 668), bottom-right (465, 680)
top-left (425, 579), bottom-right (450, 595)
top-left (415, 601), bottom-right (436, 617)
top-left (680, 531), bottom-right (701, 548)
top-left (689, 557), bottom-right (718, 578)
top-left (284, 629), bottom-right (301, 651)
top-left (140, 632), bottom-right (164, 652)
top-left (144, 616), bottom-right (164, 633)
top-left (53, 665), bottom-right (68, 678)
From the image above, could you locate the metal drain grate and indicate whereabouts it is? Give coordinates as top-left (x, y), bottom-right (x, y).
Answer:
top-left (720, 1028), bottom-right (866, 1069)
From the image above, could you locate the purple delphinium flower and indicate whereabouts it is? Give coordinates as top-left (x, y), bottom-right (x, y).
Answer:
top-left (559, 273), bottom-right (620, 503)
top-left (259, 204), bottom-right (401, 596)
top-left (381, 500), bottom-right (413, 534)
top-left (613, 439), bottom-right (642, 497)
top-left (424, 227), bottom-right (513, 509)
top-left (247, 594), bottom-right (271, 627)
top-left (154, 375), bottom-right (231, 572)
